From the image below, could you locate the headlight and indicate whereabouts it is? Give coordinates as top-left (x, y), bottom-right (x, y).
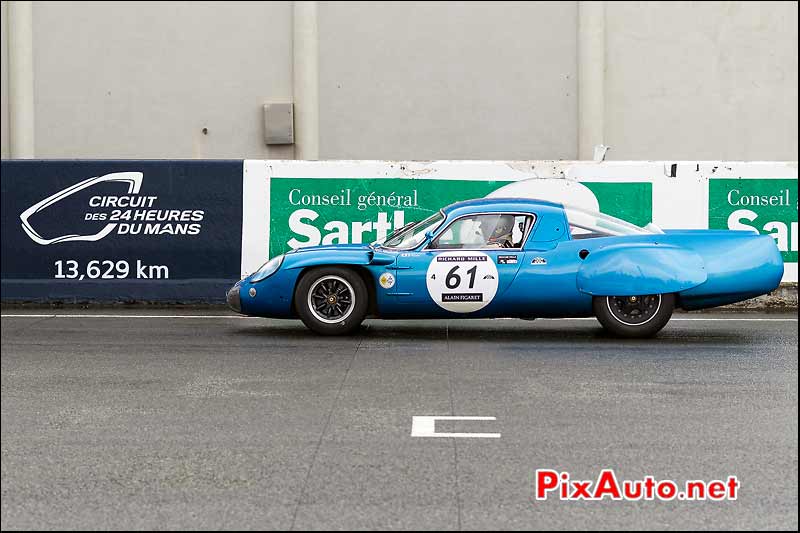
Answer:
top-left (251, 255), bottom-right (284, 282)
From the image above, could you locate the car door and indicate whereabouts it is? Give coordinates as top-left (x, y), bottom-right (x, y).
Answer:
top-left (393, 213), bottom-right (534, 316)
top-left (507, 210), bottom-right (591, 317)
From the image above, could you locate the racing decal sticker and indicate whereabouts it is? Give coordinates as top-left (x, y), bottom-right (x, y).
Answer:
top-left (532, 257), bottom-right (547, 265)
top-left (497, 255), bottom-right (518, 265)
top-left (426, 251), bottom-right (499, 313)
top-left (379, 272), bottom-right (396, 289)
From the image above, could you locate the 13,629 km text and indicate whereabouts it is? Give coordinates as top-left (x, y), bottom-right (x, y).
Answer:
top-left (54, 260), bottom-right (169, 280)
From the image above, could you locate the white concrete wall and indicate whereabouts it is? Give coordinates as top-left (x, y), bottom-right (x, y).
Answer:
top-left (0, 1), bottom-right (797, 160)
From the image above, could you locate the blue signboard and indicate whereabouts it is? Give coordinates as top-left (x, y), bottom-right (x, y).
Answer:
top-left (1, 160), bottom-right (243, 302)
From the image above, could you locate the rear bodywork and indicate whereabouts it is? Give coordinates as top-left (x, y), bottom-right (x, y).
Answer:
top-left (230, 198), bottom-right (784, 319)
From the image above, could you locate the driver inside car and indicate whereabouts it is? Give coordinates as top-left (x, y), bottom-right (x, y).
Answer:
top-left (483, 214), bottom-right (515, 248)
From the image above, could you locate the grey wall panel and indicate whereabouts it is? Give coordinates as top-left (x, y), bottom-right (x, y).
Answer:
top-left (5, 1), bottom-right (796, 161)
top-left (1, 1), bottom-right (10, 158)
top-left (31, 1), bottom-right (293, 159)
top-left (318, 1), bottom-right (578, 160)
top-left (604, 1), bottom-right (798, 161)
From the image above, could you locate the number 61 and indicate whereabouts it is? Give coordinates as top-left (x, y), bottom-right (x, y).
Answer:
top-left (445, 265), bottom-right (477, 289)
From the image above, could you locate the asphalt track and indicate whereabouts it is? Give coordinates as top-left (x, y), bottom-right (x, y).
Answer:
top-left (1, 311), bottom-right (797, 530)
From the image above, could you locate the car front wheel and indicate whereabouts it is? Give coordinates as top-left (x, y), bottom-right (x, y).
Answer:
top-left (593, 293), bottom-right (675, 338)
top-left (295, 267), bottom-right (368, 335)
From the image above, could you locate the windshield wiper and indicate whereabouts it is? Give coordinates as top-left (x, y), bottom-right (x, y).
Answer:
top-left (374, 220), bottom-right (419, 247)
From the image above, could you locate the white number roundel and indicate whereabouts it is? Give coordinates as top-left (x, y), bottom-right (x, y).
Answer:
top-left (426, 251), bottom-right (499, 313)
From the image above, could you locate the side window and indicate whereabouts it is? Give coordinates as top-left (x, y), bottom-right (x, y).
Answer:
top-left (569, 225), bottom-right (613, 240)
top-left (431, 214), bottom-right (534, 249)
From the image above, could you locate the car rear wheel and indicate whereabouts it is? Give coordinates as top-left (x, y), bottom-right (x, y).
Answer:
top-left (593, 293), bottom-right (675, 338)
top-left (295, 267), bottom-right (368, 335)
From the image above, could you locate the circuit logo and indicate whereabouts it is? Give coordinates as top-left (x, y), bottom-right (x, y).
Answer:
top-left (20, 172), bottom-right (144, 245)
top-left (19, 172), bottom-right (204, 245)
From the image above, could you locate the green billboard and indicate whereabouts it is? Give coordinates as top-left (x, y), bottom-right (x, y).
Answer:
top-left (268, 177), bottom-right (652, 257)
top-left (709, 178), bottom-right (798, 263)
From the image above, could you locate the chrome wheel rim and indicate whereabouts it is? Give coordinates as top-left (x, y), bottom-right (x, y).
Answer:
top-left (307, 275), bottom-right (355, 324)
top-left (606, 294), bottom-right (662, 326)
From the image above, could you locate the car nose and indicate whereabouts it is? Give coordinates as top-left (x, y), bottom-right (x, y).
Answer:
top-left (226, 282), bottom-right (242, 313)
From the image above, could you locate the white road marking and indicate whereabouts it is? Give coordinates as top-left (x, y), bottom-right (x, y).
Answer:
top-left (1, 314), bottom-right (795, 321)
top-left (411, 416), bottom-right (501, 438)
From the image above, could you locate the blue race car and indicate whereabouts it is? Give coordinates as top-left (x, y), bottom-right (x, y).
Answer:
top-left (227, 198), bottom-right (783, 337)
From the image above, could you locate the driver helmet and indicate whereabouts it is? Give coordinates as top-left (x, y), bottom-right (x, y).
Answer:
top-left (485, 214), bottom-right (515, 245)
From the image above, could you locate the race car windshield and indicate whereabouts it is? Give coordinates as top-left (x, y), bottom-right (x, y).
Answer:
top-left (377, 211), bottom-right (445, 249)
top-left (565, 205), bottom-right (659, 236)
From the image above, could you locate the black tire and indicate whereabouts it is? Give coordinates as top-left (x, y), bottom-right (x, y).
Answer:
top-left (593, 293), bottom-right (675, 338)
top-left (295, 267), bottom-right (368, 335)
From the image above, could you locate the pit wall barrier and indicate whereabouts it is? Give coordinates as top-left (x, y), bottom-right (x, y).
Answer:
top-left (1, 159), bottom-right (797, 303)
